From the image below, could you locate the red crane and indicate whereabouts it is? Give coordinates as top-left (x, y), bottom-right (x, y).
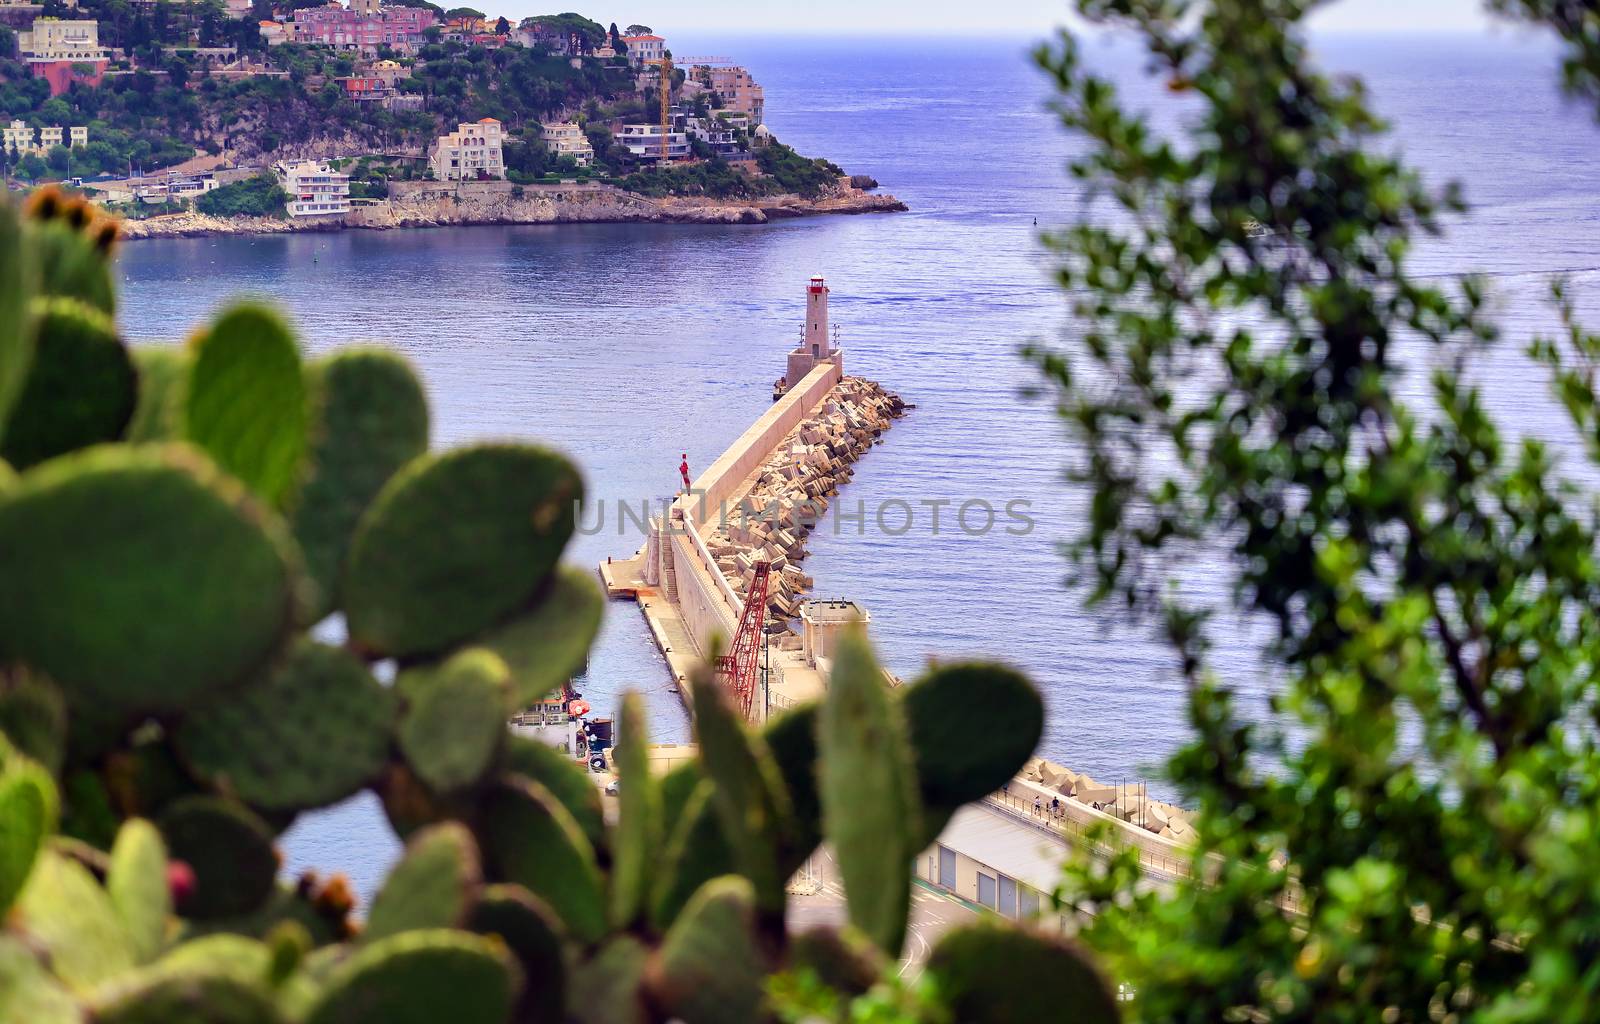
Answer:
top-left (716, 561), bottom-right (770, 720)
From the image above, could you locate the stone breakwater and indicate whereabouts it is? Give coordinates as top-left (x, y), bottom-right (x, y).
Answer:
top-left (702, 376), bottom-right (906, 633)
top-left (115, 179), bottom-right (907, 241)
top-left (1023, 756), bottom-right (1195, 842)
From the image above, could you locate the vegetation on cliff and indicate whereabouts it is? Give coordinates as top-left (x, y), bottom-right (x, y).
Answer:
top-left (194, 173), bottom-right (287, 217)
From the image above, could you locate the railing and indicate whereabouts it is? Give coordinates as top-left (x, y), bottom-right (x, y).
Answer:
top-left (983, 790), bottom-right (1192, 882)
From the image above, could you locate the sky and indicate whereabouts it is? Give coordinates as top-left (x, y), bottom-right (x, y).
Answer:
top-left (500, 1), bottom-right (1500, 37)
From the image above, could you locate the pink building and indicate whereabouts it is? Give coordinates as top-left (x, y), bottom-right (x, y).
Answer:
top-left (287, 3), bottom-right (437, 55)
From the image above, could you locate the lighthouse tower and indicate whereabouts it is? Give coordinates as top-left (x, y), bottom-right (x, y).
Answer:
top-left (787, 275), bottom-right (843, 387)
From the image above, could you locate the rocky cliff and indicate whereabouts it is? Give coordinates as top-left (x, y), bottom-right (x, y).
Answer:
top-left (116, 180), bottom-right (907, 241)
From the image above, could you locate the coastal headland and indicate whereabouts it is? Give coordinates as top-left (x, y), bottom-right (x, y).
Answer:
top-left (115, 177), bottom-right (906, 240)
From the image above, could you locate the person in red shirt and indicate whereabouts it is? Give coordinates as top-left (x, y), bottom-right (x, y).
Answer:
top-left (679, 453), bottom-right (691, 491)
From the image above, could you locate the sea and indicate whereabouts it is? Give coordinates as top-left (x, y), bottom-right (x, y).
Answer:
top-left (112, 30), bottom-right (1600, 898)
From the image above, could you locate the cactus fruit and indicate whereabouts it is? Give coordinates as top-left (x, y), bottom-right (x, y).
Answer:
top-left (903, 663), bottom-right (1043, 847)
top-left (0, 298), bottom-right (135, 470)
top-left (648, 875), bottom-right (766, 1024)
top-left (925, 922), bottom-right (1121, 1024)
top-left (477, 567), bottom-right (604, 710)
top-left (178, 642), bottom-right (396, 811)
top-left (107, 819), bottom-right (171, 963)
top-left (0, 667), bottom-right (68, 776)
top-left (689, 671), bottom-right (794, 917)
top-left (817, 628), bottom-right (920, 957)
top-left (363, 823), bottom-right (480, 943)
top-left (0, 756), bottom-right (56, 914)
top-left (342, 444), bottom-right (583, 657)
top-left (398, 648), bottom-right (509, 795)
top-left (500, 734), bottom-right (607, 852)
top-left (157, 797), bottom-right (278, 921)
top-left (0, 444), bottom-right (300, 713)
top-left (0, 934), bottom-right (80, 1024)
top-left (184, 303), bottom-right (310, 508)
top-left (14, 849), bottom-right (136, 990)
top-left (467, 884), bottom-right (568, 1024)
top-left (290, 349), bottom-right (429, 620)
top-left (480, 777), bottom-right (608, 944)
top-left (22, 190), bottom-right (116, 314)
top-left (609, 692), bottom-right (659, 928)
top-left (124, 347), bottom-right (189, 443)
top-left (301, 929), bottom-right (520, 1024)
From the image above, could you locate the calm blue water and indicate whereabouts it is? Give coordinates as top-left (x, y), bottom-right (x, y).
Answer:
top-left (112, 32), bottom-right (1600, 897)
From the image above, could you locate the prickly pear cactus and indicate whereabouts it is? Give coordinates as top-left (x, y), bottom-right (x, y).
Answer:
top-left (0, 191), bottom-right (1109, 1024)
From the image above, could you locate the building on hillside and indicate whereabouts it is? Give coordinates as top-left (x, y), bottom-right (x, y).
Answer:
top-left (539, 121), bottom-right (593, 167)
top-left (137, 173), bottom-right (219, 204)
top-left (3, 119), bottom-right (88, 155)
top-left (258, 19), bottom-right (286, 45)
top-left (223, 0), bottom-right (251, 18)
top-left (702, 65), bottom-right (764, 125)
top-left (337, 74), bottom-right (390, 102)
top-left (620, 33), bottom-right (663, 65)
top-left (382, 92), bottom-right (423, 111)
top-left (368, 57), bottom-right (408, 86)
top-left (17, 17), bottom-right (108, 95)
top-left (686, 118), bottom-right (740, 157)
top-left (275, 160), bottom-right (351, 217)
top-left (286, 2), bottom-right (437, 57)
top-left (616, 123), bottom-right (688, 162)
top-left (428, 118), bottom-right (505, 181)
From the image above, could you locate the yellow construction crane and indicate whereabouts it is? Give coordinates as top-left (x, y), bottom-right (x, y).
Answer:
top-left (637, 55), bottom-right (737, 165)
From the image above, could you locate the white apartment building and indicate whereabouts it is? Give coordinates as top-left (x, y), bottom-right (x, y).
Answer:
top-left (275, 160), bottom-right (351, 217)
top-left (617, 124), bottom-right (689, 162)
top-left (620, 33), bottom-right (664, 66)
top-left (3, 119), bottom-right (88, 155)
top-left (17, 18), bottom-right (107, 60)
top-left (429, 118), bottom-right (506, 181)
top-left (539, 121), bottom-right (593, 167)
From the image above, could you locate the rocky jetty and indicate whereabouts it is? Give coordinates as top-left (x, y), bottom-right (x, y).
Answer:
top-left (116, 178), bottom-right (907, 241)
top-left (1023, 756), bottom-right (1195, 841)
top-left (703, 377), bottom-right (906, 628)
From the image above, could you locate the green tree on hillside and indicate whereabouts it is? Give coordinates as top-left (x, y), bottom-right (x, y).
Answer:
top-left (1031, 1), bottom-right (1600, 1022)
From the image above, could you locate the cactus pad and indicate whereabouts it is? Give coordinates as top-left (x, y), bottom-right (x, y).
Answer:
top-left (501, 734), bottom-right (607, 852)
top-left (14, 848), bottom-right (136, 990)
top-left (762, 702), bottom-right (822, 877)
top-left (178, 642), bottom-right (395, 811)
top-left (568, 937), bottom-right (648, 1024)
top-left (0, 298), bottom-right (136, 471)
top-left (926, 922), bottom-right (1120, 1024)
top-left (481, 777), bottom-right (607, 944)
top-left (157, 796), bottom-right (278, 921)
top-left (107, 818), bottom-right (171, 963)
top-left (398, 648), bottom-right (508, 794)
top-left (0, 202), bottom-right (34, 441)
top-left (0, 444), bottom-right (299, 713)
top-left (817, 628), bottom-right (919, 957)
top-left (124, 347), bottom-right (189, 443)
top-left (23, 201), bottom-right (115, 314)
top-left (343, 443), bottom-right (583, 657)
top-left (291, 349), bottom-right (429, 620)
top-left (0, 758), bottom-right (56, 915)
top-left (650, 875), bottom-right (766, 1024)
top-left (609, 692), bottom-right (657, 928)
top-left (467, 884), bottom-right (567, 1024)
top-left (903, 663), bottom-right (1042, 838)
top-left (0, 666), bottom-right (68, 776)
top-left (651, 781), bottom-right (737, 931)
top-left (184, 303), bottom-right (309, 507)
top-left (478, 567), bottom-right (603, 709)
top-left (303, 929), bottom-right (519, 1024)
top-left (363, 823), bottom-right (480, 943)
top-left (90, 969), bottom-right (284, 1024)
top-left (788, 926), bottom-right (885, 998)
top-left (0, 934), bottom-right (79, 1024)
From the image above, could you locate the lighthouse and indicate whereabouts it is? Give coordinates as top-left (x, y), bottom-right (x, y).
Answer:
top-left (786, 275), bottom-right (842, 389)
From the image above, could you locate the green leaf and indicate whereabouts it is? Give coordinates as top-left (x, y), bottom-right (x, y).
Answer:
top-left (157, 796), bottom-right (278, 921)
top-left (481, 777), bottom-right (607, 943)
top-left (91, 968), bottom-right (284, 1024)
top-left (290, 348), bottom-right (429, 620)
top-left (650, 780), bottom-right (737, 930)
top-left (343, 443), bottom-right (582, 657)
top-left (926, 922), bottom-right (1120, 1024)
top-left (0, 758), bottom-right (57, 915)
top-left (184, 303), bottom-right (309, 507)
top-left (364, 823), bottom-right (480, 943)
top-left (107, 818), bottom-right (171, 963)
top-left (0, 444), bottom-right (301, 714)
top-left (478, 567), bottom-right (604, 710)
top-left (690, 669), bottom-right (793, 917)
top-left (0, 297), bottom-right (136, 470)
top-left (609, 691), bottom-right (658, 928)
top-left (651, 876), bottom-right (767, 1024)
top-left (817, 627), bottom-right (919, 957)
top-left (500, 734), bottom-right (608, 853)
top-left (0, 667), bottom-right (68, 776)
top-left (567, 937), bottom-right (648, 1024)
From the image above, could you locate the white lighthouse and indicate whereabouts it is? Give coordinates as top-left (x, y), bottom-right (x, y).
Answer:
top-left (786, 275), bottom-right (842, 388)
